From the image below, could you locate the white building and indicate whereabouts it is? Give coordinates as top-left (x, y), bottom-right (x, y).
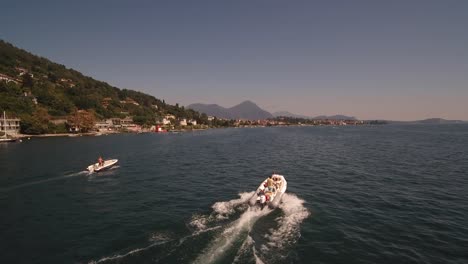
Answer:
top-left (120, 117), bottom-right (136, 129)
top-left (188, 119), bottom-right (197, 125)
top-left (179, 119), bottom-right (187, 126)
top-left (0, 116), bottom-right (21, 135)
top-left (94, 119), bottom-right (114, 131)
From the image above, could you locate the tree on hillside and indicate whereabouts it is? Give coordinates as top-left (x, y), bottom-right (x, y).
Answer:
top-left (0, 40), bottom-right (214, 132)
top-left (21, 73), bottom-right (34, 88)
top-left (67, 109), bottom-right (96, 133)
top-left (20, 107), bottom-right (50, 134)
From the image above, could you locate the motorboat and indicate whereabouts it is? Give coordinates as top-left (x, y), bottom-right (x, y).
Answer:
top-left (87, 159), bottom-right (118, 173)
top-left (248, 174), bottom-right (287, 209)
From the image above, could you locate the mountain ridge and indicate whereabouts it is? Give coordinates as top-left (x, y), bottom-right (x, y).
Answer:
top-left (188, 101), bottom-right (361, 121)
top-left (187, 101), bottom-right (273, 120)
top-left (386, 118), bottom-right (466, 124)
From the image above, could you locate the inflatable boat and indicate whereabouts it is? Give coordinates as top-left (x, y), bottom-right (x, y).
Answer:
top-left (248, 174), bottom-right (287, 209)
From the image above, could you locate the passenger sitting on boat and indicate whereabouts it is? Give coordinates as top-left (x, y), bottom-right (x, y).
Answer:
top-left (98, 156), bottom-right (104, 167)
top-left (275, 182), bottom-right (280, 189)
top-left (267, 175), bottom-right (275, 188)
top-left (265, 176), bottom-right (275, 191)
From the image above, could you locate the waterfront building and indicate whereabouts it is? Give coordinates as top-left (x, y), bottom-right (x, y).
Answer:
top-left (95, 119), bottom-right (114, 131)
top-left (0, 115), bottom-right (21, 135)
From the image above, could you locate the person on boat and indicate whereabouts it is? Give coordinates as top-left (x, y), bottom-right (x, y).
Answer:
top-left (98, 156), bottom-right (104, 167)
top-left (266, 175), bottom-right (276, 192)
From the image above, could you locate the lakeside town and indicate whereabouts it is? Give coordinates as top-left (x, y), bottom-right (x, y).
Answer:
top-left (1, 108), bottom-right (374, 140)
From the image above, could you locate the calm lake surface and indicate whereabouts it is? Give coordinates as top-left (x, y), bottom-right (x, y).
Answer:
top-left (1, 125), bottom-right (467, 264)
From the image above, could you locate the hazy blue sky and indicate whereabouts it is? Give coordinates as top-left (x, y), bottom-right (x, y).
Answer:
top-left (1, 0), bottom-right (467, 120)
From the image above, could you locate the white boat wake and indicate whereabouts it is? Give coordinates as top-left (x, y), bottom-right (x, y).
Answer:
top-left (90, 192), bottom-right (309, 264)
top-left (191, 191), bottom-right (310, 264)
top-left (0, 171), bottom-right (89, 192)
top-left (192, 203), bottom-right (272, 264)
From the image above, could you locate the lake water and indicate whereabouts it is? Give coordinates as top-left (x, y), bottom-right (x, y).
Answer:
top-left (1, 125), bottom-right (467, 264)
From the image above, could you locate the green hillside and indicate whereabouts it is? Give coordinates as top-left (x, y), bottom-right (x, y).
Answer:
top-left (0, 40), bottom-right (210, 134)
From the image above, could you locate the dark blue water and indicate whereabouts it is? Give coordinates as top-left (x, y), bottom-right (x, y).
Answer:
top-left (1, 125), bottom-right (467, 264)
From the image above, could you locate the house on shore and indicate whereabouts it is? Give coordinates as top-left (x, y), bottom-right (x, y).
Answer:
top-left (0, 115), bottom-right (21, 135)
top-left (95, 119), bottom-right (114, 131)
top-left (93, 117), bottom-right (140, 132)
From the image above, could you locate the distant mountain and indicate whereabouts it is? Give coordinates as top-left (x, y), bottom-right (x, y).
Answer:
top-left (273, 111), bottom-right (357, 120)
top-left (187, 100), bottom-right (273, 120)
top-left (313, 115), bottom-right (357, 120)
top-left (388, 118), bottom-right (466, 124)
top-left (415, 118), bottom-right (465, 124)
top-left (189, 102), bottom-right (359, 120)
top-left (185, 103), bottom-right (230, 119)
top-left (272, 111), bottom-right (311, 119)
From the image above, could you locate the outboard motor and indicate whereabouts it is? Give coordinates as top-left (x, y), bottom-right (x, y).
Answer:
top-left (259, 195), bottom-right (267, 209)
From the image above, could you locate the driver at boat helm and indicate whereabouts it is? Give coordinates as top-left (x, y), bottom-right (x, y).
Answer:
top-left (98, 156), bottom-right (104, 166)
top-left (266, 176), bottom-right (275, 188)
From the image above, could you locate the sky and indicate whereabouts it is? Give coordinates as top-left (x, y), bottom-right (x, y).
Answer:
top-left (1, 0), bottom-right (467, 120)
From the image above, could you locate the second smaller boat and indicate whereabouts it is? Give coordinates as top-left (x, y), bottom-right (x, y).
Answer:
top-left (87, 159), bottom-right (118, 173)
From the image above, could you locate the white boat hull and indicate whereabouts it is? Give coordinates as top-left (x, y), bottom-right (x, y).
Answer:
top-left (248, 174), bottom-right (287, 209)
top-left (87, 159), bottom-right (118, 173)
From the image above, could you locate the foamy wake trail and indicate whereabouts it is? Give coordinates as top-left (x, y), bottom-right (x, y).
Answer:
top-left (90, 193), bottom-right (254, 263)
top-left (1, 171), bottom-right (89, 192)
top-left (211, 191), bottom-right (254, 219)
top-left (90, 226), bottom-right (221, 263)
top-left (91, 192), bottom-right (310, 264)
top-left (189, 192), bottom-right (254, 232)
top-left (192, 192), bottom-right (310, 264)
top-left (263, 193), bottom-right (310, 250)
top-left (232, 235), bottom-right (264, 264)
top-left (193, 206), bottom-right (272, 264)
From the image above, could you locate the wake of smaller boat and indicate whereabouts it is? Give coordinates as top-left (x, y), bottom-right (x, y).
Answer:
top-left (0, 171), bottom-right (89, 192)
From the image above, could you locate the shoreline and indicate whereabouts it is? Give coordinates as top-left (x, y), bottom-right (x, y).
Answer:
top-left (15, 128), bottom-right (209, 139)
top-left (17, 131), bottom-right (120, 139)
top-left (12, 123), bottom-right (394, 139)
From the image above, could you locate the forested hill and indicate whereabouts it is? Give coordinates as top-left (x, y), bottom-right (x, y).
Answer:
top-left (0, 40), bottom-right (208, 133)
